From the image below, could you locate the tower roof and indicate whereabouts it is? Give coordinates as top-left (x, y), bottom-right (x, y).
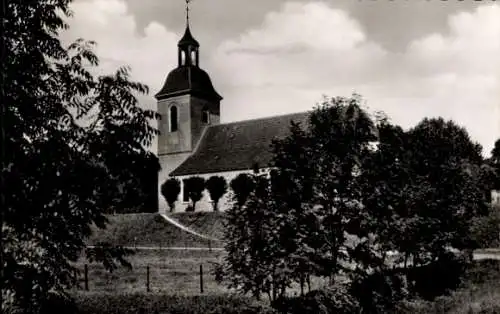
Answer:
top-left (155, 66), bottom-right (222, 101)
top-left (178, 25), bottom-right (199, 48)
top-left (155, 0), bottom-right (221, 101)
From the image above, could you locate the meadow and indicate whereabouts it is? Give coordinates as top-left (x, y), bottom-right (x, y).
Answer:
top-left (74, 248), bottom-right (331, 295)
top-left (77, 213), bottom-right (500, 313)
top-left (72, 248), bottom-right (500, 313)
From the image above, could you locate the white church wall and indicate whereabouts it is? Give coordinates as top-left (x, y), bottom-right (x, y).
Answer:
top-left (166, 169), bottom-right (267, 213)
top-left (157, 152), bottom-right (192, 212)
top-left (492, 189), bottom-right (500, 206)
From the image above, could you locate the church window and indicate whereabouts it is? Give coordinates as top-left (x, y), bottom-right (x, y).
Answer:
top-left (169, 106), bottom-right (178, 132)
top-left (181, 51), bottom-right (186, 66)
top-left (201, 107), bottom-right (210, 124)
top-left (191, 50), bottom-right (197, 65)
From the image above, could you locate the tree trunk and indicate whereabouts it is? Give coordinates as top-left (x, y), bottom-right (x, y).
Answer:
top-left (307, 274), bottom-right (311, 292)
top-left (300, 274), bottom-right (304, 296)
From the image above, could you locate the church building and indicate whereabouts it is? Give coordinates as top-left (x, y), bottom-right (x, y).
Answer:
top-left (155, 14), bottom-right (308, 212)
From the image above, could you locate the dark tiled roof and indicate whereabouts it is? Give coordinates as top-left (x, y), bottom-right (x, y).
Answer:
top-left (170, 112), bottom-right (310, 176)
top-left (155, 66), bottom-right (223, 101)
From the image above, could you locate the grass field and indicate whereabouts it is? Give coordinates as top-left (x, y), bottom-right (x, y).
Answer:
top-left (74, 248), bottom-right (330, 296)
top-left (72, 245), bottom-right (500, 313)
top-left (75, 249), bottom-right (227, 294)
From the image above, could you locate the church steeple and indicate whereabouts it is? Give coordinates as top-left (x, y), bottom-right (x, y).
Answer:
top-left (155, 0), bottom-right (222, 101)
top-left (178, 0), bottom-right (199, 67)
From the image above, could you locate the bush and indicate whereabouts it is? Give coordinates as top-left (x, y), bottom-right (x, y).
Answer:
top-left (74, 293), bottom-right (276, 314)
top-left (350, 270), bottom-right (408, 313)
top-left (272, 285), bottom-right (360, 314)
top-left (206, 176), bottom-right (228, 211)
top-left (161, 178), bottom-right (181, 212)
top-left (471, 204), bottom-right (500, 248)
top-left (406, 254), bottom-right (468, 301)
top-left (184, 177), bottom-right (206, 211)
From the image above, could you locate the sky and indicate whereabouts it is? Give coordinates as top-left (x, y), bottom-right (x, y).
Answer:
top-left (60, 0), bottom-right (500, 156)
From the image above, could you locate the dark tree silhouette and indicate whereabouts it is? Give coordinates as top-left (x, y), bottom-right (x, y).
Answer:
top-left (2, 0), bottom-right (159, 312)
top-left (205, 176), bottom-right (228, 211)
top-left (183, 177), bottom-right (206, 211)
top-left (229, 173), bottom-right (255, 207)
top-left (161, 178), bottom-right (181, 212)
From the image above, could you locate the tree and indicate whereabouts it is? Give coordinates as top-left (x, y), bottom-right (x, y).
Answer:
top-left (488, 138), bottom-right (500, 190)
top-left (206, 176), bottom-right (228, 211)
top-left (230, 173), bottom-right (256, 207)
top-left (222, 94), bottom-right (377, 301)
top-left (272, 94), bottom-right (377, 285)
top-left (224, 170), bottom-right (292, 302)
top-left (183, 177), bottom-right (206, 211)
top-left (491, 139), bottom-right (500, 164)
top-left (2, 0), bottom-right (159, 312)
top-left (355, 117), bottom-right (490, 306)
top-left (161, 178), bottom-right (181, 212)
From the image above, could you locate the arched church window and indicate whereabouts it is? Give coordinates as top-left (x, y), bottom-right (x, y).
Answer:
top-left (201, 107), bottom-right (210, 124)
top-left (181, 51), bottom-right (186, 66)
top-left (169, 106), bottom-right (178, 132)
top-left (191, 50), bottom-right (197, 65)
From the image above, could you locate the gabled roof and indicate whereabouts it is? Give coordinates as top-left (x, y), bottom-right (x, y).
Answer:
top-left (170, 112), bottom-right (310, 176)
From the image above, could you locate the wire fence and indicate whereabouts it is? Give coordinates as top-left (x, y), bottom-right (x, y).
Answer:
top-left (75, 262), bottom-right (224, 294)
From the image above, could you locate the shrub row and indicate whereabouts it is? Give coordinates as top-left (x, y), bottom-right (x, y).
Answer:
top-left (72, 293), bottom-right (276, 314)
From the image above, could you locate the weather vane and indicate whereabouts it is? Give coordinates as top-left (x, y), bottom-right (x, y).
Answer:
top-left (186, 0), bottom-right (192, 26)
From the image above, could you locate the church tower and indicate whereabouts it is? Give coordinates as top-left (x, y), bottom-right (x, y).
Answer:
top-left (155, 2), bottom-right (222, 211)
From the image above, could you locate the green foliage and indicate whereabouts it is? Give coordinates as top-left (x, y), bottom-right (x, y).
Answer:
top-left (471, 204), bottom-right (500, 248)
top-left (273, 285), bottom-right (360, 314)
top-left (230, 173), bottom-right (255, 207)
top-left (161, 178), bottom-right (181, 212)
top-left (489, 138), bottom-right (500, 190)
top-left (272, 94), bottom-right (377, 281)
top-left (222, 94), bottom-right (492, 311)
top-left (223, 94), bottom-right (378, 302)
top-left (75, 293), bottom-right (276, 314)
top-left (224, 171), bottom-right (292, 302)
top-left (206, 176), bottom-right (228, 211)
top-left (354, 117), bottom-right (489, 308)
top-left (184, 176), bottom-right (206, 211)
top-left (2, 0), bottom-right (158, 312)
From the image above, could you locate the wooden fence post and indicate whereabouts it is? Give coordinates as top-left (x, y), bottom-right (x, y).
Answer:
top-left (199, 264), bottom-right (204, 294)
top-left (146, 265), bottom-right (150, 292)
top-left (84, 264), bottom-right (89, 291)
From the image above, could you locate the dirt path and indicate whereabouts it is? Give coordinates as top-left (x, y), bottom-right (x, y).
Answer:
top-left (159, 213), bottom-right (222, 242)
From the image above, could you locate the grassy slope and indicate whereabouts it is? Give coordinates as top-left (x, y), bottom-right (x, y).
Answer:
top-left (169, 212), bottom-right (226, 240)
top-left (87, 213), bottom-right (225, 248)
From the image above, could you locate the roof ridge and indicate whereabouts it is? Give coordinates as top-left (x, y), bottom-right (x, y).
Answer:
top-left (213, 111), bottom-right (310, 128)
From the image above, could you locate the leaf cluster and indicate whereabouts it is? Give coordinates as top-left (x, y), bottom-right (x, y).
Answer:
top-left (3, 1), bottom-right (159, 312)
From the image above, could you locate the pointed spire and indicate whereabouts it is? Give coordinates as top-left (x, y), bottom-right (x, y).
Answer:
top-left (186, 0), bottom-right (190, 27)
top-left (178, 0), bottom-right (199, 48)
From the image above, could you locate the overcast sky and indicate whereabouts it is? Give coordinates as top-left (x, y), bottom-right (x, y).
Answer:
top-left (60, 0), bottom-right (500, 155)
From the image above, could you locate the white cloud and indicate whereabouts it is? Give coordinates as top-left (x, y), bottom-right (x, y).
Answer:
top-left (60, 0), bottom-right (179, 111)
top-left (61, 0), bottom-right (500, 155)
top-left (211, 2), bottom-right (500, 155)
